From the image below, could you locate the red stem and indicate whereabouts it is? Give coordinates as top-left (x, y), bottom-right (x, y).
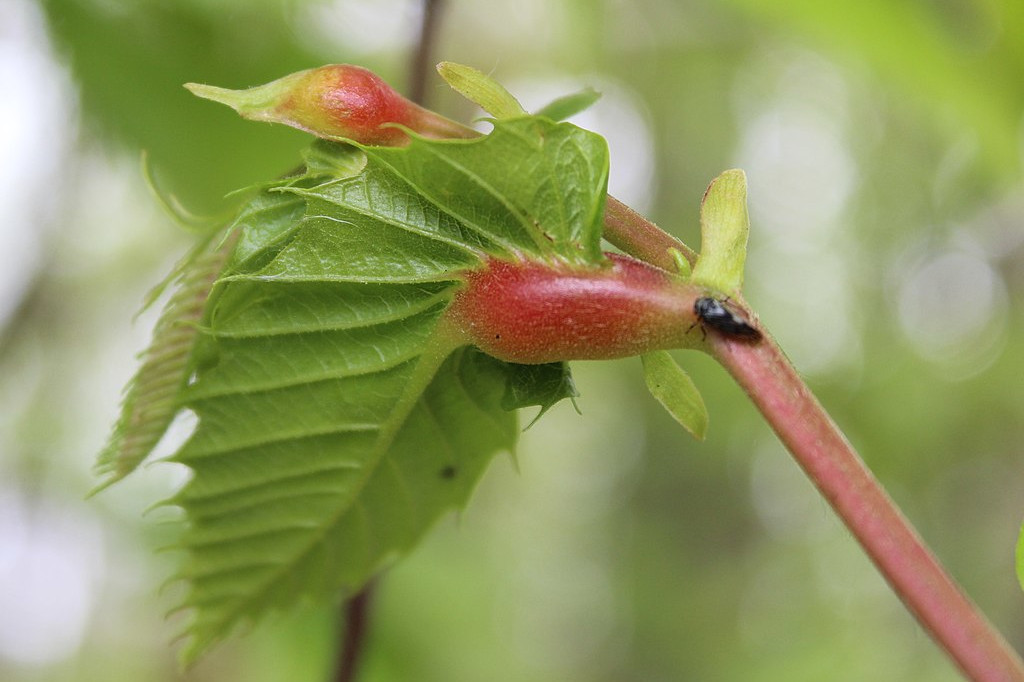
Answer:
top-left (711, 332), bottom-right (1024, 682)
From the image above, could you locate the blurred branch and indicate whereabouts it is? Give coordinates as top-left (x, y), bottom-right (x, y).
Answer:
top-left (0, 270), bottom-right (49, 361)
top-left (331, 4), bottom-right (448, 680)
top-left (334, 584), bottom-right (375, 682)
top-left (408, 0), bottom-right (446, 106)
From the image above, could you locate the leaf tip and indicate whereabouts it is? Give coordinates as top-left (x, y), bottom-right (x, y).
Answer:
top-left (693, 168), bottom-right (752, 295)
top-left (533, 87), bottom-right (602, 121)
top-left (183, 82), bottom-right (240, 109)
top-left (84, 476), bottom-right (117, 499)
top-left (641, 351), bottom-right (708, 441)
top-left (435, 61), bottom-right (525, 119)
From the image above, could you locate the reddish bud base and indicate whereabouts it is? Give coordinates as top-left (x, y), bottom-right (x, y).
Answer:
top-left (448, 254), bottom-right (696, 364)
top-left (284, 65), bottom-right (414, 145)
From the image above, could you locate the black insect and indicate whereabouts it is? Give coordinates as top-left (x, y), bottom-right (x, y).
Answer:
top-left (692, 296), bottom-right (762, 341)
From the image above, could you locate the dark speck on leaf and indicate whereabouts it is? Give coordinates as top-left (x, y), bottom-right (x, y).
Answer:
top-left (440, 466), bottom-right (457, 479)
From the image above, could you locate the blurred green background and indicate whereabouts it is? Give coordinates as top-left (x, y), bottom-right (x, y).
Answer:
top-left (2, 0), bottom-right (1023, 680)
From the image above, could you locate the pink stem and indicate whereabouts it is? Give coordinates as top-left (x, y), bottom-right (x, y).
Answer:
top-left (357, 84), bottom-right (1023, 677)
top-left (711, 332), bottom-right (1024, 682)
top-left (603, 196), bottom-right (697, 271)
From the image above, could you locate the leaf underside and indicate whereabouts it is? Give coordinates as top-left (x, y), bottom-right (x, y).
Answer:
top-left (100, 117), bottom-right (610, 661)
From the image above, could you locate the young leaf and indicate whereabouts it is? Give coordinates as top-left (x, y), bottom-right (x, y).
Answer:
top-left (436, 61), bottom-right (526, 119)
top-left (500, 362), bottom-right (579, 423)
top-left (300, 139), bottom-right (369, 178)
top-left (641, 350), bottom-right (708, 440)
top-left (668, 247), bottom-right (693, 278)
top-left (94, 165), bottom-right (341, 491)
top-left (131, 117), bottom-right (611, 661)
top-left (1017, 522), bottom-right (1024, 594)
top-left (691, 169), bottom-right (750, 295)
top-left (357, 118), bottom-right (608, 265)
top-left (94, 230), bottom-right (234, 489)
top-left (535, 87), bottom-right (601, 121)
top-left (173, 343), bottom-right (516, 662)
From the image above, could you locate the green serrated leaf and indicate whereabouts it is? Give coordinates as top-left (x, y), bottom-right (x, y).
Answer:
top-left (641, 351), bottom-right (707, 440)
top-left (226, 189), bottom-right (308, 272)
top-left (112, 116), bottom-right (615, 660)
top-left (92, 229), bottom-right (234, 491)
top-left (436, 61), bottom-right (526, 119)
top-left (691, 169), bottom-right (750, 295)
top-left (362, 118), bottom-right (609, 265)
top-left (174, 345), bottom-right (516, 663)
top-left (534, 87), bottom-right (601, 121)
top-left (500, 362), bottom-right (579, 424)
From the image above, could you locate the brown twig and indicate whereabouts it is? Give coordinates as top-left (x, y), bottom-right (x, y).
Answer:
top-left (333, 585), bottom-right (376, 682)
top-left (408, 0), bottom-right (446, 106)
top-left (331, 3), bottom-right (447, 681)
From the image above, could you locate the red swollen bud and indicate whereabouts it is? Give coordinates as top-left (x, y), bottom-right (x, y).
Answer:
top-left (185, 64), bottom-right (475, 146)
top-left (448, 254), bottom-right (700, 364)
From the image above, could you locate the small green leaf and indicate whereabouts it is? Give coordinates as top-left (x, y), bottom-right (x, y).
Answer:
top-left (535, 87), bottom-right (601, 121)
top-left (226, 187), bottom-right (309, 272)
top-left (436, 61), bottom-right (526, 119)
top-left (641, 351), bottom-right (707, 440)
top-left (691, 169), bottom-right (750, 295)
top-left (500, 362), bottom-right (579, 425)
top-left (1017, 522), bottom-right (1024, 593)
top-left (668, 247), bottom-right (692, 278)
top-left (300, 139), bottom-right (368, 178)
